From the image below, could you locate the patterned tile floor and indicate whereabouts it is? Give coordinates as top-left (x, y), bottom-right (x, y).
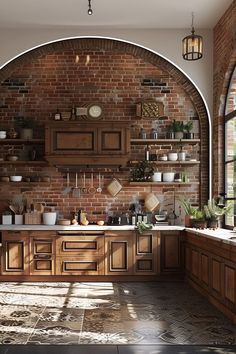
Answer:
top-left (0, 282), bottom-right (235, 345)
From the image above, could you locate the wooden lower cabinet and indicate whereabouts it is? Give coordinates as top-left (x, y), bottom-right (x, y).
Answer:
top-left (55, 232), bottom-right (105, 275)
top-left (29, 231), bottom-right (56, 275)
top-left (184, 231), bottom-right (236, 323)
top-left (1, 231), bottom-right (29, 275)
top-left (160, 231), bottom-right (183, 273)
top-left (134, 231), bottom-right (159, 275)
top-left (104, 231), bottom-right (134, 275)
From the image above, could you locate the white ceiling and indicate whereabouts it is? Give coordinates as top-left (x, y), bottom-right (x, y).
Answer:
top-left (0, 0), bottom-right (233, 30)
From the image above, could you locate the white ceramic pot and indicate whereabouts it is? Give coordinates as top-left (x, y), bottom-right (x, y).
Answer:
top-left (0, 131), bottom-right (7, 139)
top-left (163, 172), bottom-right (175, 182)
top-left (168, 152), bottom-right (178, 161)
top-left (2, 215), bottom-right (12, 224)
top-left (43, 212), bottom-right (57, 225)
top-left (10, 175), bottom-right (22, 182)
top-left (152, 172), bottom-right (162, 182)
top-left (15, 214), bottom-right (23, 224)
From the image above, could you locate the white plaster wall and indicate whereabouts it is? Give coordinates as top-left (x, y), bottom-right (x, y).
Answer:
top-left (0, 27), bottom-right (212, 116)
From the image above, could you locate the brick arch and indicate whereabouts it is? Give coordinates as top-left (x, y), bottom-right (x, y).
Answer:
top-left (0, 37), bottom-right (210, 204)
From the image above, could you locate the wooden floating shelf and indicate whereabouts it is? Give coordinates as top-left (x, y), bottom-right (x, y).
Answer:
top-left (129, 160), bottom-right (200, 165)
top-left (0, 139), bottom-right (44, 145)
top-left (130, 139), bottom-right (200, 144)
top-left (0, 161), bottom-right (47, 165)
top-left (0, 181), bottom-right (50, 185)
top-left (129, 181), bottom-right (200, 186)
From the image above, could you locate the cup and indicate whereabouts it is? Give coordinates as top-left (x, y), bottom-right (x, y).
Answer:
top-left (178, 152), bottom-right (186, 161)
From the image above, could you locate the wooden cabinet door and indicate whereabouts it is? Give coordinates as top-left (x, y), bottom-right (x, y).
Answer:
top-left (29, 232), bottom-right (56, 275)
top-left (223, 261), bottom-right (236, 306)
top-left (134, 231), bottom-right (160, 275)
top-left (98, 125), bottom-right (130, 155)
top-left (161, 231), bottom-right (182, 273)
top-left (210, 256), bottom-right (223, 299)
top-left (1, 231), bottom-right (29, 275)
top-left (105, 231), bottom-right (133, 275)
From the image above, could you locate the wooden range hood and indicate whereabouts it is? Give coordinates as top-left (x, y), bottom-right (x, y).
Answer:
top-left (45, 121), bottom-right (130, 166)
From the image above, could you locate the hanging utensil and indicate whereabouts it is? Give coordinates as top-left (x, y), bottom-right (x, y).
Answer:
top-left (72, 172), bottom-right (81, 197)
top-left (81, 172), bottom-right (87, 194)
top-left (97, 172), bottom-right (102, 193)
top-left (88, 172), bottom-right (96, 194)
top-left (62, 170), bottom-right (72, 195)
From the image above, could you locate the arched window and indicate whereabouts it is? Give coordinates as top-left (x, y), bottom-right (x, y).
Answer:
top-left (224, 65), bottom-right (236, 228)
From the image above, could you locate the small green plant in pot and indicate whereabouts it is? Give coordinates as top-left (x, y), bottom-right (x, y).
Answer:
top-left (204, 198), bottom-right (233, 229)
top-left (14, 117), bottom-right (35, 140)
top-left (171, 120), bottom-right (184, 139)
top-left (191, 208), bottom-right (207, 229)
top-left (183, 121), bottom-right (194, 139)
top-left (179, 198), bottom-right (197, 227)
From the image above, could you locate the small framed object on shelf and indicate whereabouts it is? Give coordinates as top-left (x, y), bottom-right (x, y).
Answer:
top-left (136, 100), bottom-right (164, 119)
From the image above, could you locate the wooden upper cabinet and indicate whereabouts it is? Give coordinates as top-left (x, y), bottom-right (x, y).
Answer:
top-left (45, 121), bottom-right (130, 165)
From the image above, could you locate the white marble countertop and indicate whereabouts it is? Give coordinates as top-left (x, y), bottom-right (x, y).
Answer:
top-left (0, 224), bottom-right (235, 245)
top-left (185, 227), bottom-right (236, 245)
top-left (0, 224), bottom-right (184, 231)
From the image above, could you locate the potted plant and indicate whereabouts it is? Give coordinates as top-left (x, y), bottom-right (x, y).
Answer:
top-left (204, 198), bottom-right (233, 229)
top-left (183, 121), bottom-right (194, 139)
top-left (171, 120), bottom-right (184, 139)
top-left (179, 198), bottom-right (197, 227)
top-left (14, 117), bottom-right (35, 140)
top-left (191, 208), bottom-right (207, 229)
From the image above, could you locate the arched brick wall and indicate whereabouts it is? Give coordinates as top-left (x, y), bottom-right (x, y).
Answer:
top-left (0, 37), bottom-right (209, 216)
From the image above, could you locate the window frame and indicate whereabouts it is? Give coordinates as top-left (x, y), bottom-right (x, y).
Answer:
top-left (224, 65), bottom-right (236, 229)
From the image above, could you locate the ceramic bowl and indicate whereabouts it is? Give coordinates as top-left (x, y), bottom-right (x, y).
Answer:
top-left (7, 155), bottom-right (18, 161)
top-left (155, 214), bottom-right (166, 222)
top-left (168, 152), bottom-right (178, 161)
top-left (97, 220), bottom-right (105, 226)
top-left (162, 172), bottom-right (175, 182)
top-left (10, 175), bottom-right (22, 182)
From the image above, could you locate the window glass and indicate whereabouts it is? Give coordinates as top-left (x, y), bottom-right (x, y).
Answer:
top-left (225, 118), bottom-right (236, 161)
top-left (225, 161), bottom-right (236, 198)
top-left (225, 66), bottom-right (236, 115)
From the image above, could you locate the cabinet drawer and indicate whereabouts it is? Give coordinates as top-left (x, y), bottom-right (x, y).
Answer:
top-left (56, 235), bottom-right (104, 256)
top-left (56, 256), bottom-right (104, 275)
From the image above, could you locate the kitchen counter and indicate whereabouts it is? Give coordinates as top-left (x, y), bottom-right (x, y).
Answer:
top-left (0, 224), bottom-right (235, 244)
top-left (0, 224), bottom-right (184, 231)
top-left (185, 227), bottom-right (236, 245)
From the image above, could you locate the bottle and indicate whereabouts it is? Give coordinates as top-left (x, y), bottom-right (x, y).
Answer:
top-left (151, 128), bottom-right (158, 139)
top-left (54, 109), bottom-right (61, 121)
top-left (71, 106), bottom-right (76, 120)
top-left (140, 128), bottom-right (147, 139)
top-left (145, 145), bottom-right (151, 161)
top-left (131, 214), bottom-right (136, 225)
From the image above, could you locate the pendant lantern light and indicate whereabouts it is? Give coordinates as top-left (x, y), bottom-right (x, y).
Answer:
top-left (182, 12), bottom-right (203, 61)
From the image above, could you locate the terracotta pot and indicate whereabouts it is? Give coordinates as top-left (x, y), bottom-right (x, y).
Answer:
top-left (185, 214), bottom-right (192, 227)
